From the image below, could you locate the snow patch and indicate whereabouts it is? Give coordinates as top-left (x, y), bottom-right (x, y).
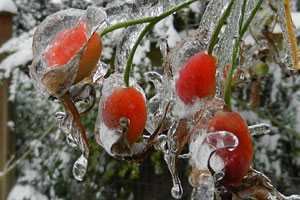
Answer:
top-left (7, 185), bottom-right (48, 200)
top-left (0, 0), bottom-right (17, 14)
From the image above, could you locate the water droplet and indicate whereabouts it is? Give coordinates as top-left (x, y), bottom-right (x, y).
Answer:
top-left (73, 154), bottom-right (88, 181)
top-left (171, 184), bottom-right (183, 199)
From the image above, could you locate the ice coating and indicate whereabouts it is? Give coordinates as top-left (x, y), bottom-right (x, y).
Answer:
top-left (144, 71), bottom-right (172, 133)
top-left (190, 173), bottom-right (215, 200)
top-left (114, 24), bottom-right (147, 72)
top-left (249, 123), bottom-right (271, 136)
top-left (161, 120), bottom-right (183, 199)
top-left (95, 72), bottom-right (147, 157)
top-left (189, 130), bottom-right (238, 174)
top-left (93, 60), bottom-right (110, 84)
top-left (106, 0), bottom-right (200, 73)
top-left (275, 0), bottom-right (298, 70)
top-left (29, 6), bottom-right (107, 97)
top-left (214, 0), bottom-right (244, 85)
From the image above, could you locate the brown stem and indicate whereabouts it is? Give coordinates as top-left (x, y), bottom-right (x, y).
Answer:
top-left (60, 93), bottom-right (90, 158)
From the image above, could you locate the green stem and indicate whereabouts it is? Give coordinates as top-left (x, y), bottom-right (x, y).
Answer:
top-left (240, 0), bottom-right (264, 38)
top-left (100, 17), bottom-right (153, 36)
top-left (238, 0), bottom-right (247, 35)
top-left (207, 0), bottom-right (236, 55)
top-left (224, 0), bottom-right (264, 107)
top-left (124, 23), bottom-right (155, 86)
top-left (100, 0), bottom-right (198, 37)
top-left (123, 0), bottom-right (198, 86)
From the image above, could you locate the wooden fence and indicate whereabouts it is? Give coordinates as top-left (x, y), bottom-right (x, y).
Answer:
top-left (0, 12), bottom-right (15, 200)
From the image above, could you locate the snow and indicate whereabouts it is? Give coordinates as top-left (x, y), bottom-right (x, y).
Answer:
top-left (7, 185), bottom-right (48, 200)
top-left (0, 0), bottom-right (17, 14)
top-left (0, 29), bottom-right (33, 79)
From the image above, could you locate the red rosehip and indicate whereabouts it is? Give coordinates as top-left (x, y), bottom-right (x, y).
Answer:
top-left (45, 19), bottom-right (102, 84)
top-left (207, 110), bottom-right (253, 186)
top-left (175, 52), bottom-right (216, 104)
top-left (102, 87), bottom-right (147, 145)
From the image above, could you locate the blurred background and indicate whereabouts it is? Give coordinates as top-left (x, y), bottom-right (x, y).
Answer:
top-left (1, 0), bottom-right (300, 199)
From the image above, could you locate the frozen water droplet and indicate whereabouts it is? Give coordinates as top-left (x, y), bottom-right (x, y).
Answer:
top-left (73, 154), bottom-right (88, 181)
top-left (55, 111), bottom-right (65, 120)
top-left (249, 123), bottom-right (270, 136)
top-left (171, 184), bottom-right (182, 199)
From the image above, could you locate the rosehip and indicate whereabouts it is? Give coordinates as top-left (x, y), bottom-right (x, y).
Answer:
top-left (102, 87), bottom-right (147, 145)
top-left (45, 19), bottom-right (102, 84)
top-left (175, 52), bottom-right (216, 104)
top-left (207, 110), bottom-right (253, 186)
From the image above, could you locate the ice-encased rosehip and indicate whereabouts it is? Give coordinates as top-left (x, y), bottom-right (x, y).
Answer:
top-left (207, 110), bottom-right (253, 186)
top-left (175, 52), bottom-right (216, 105)
top-left (45, 19), bottom-right (102, 84)
top-left (30, 7), bottom-right (106, 97)
top-left (102, 87), bottom-right (147, 145)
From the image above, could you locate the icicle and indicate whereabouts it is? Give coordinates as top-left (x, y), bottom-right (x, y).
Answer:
top-left (162, 119), bottom-right (183, 199)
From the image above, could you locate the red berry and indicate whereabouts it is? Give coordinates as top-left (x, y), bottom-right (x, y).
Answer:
top-left (207, 110), bottom-right (253, 186)
top-left (45, 20), bottom-right (102, 83)
top-left (102, 87), bottom-right (147, 145)
top-left (175, 52), bottom-right (216, 104)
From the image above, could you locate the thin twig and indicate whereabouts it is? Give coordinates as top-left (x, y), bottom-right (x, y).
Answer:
top-left (0, 120), bottom-right (58, 178)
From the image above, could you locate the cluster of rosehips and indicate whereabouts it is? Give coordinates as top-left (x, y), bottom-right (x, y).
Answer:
top-left (175, 51), bottom-right (253, 187)
top-left (30, 7), bottom-right (253, 189)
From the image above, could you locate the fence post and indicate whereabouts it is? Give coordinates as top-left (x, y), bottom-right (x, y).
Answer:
top-left (0, 8), bottom-right (16, 200)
